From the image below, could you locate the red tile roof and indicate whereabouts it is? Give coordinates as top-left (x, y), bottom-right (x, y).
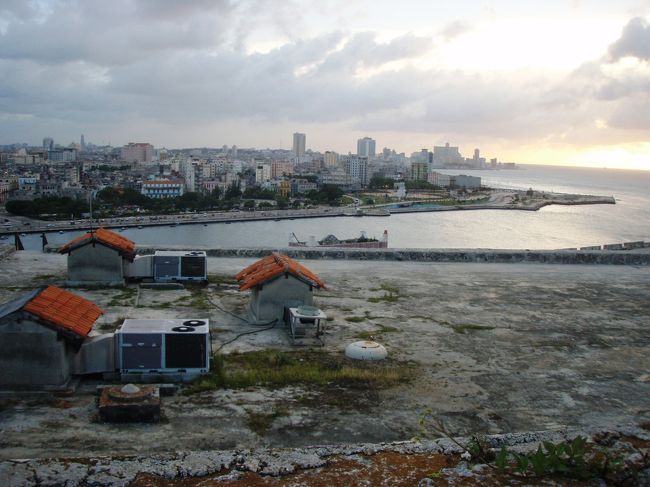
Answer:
top-left (236, 253), bottom-right (326, 291)
top-left (59, 227), bottom-right (135, 259)
top-left (23, 286), bottom-right (103, 338)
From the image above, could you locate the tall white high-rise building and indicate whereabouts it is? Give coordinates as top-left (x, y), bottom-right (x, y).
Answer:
top-left (345, 156), bottom-right (369, 186)
top-left (292, 132), bottom-right (306, 158)
top-left (255, 162), bottom-right (271, 183)
top-left (323, 151), bottom-right (339, 167)
top-left (357, 137), bottom-right (376, 157)
top-left (43, 137), bottom-right (54, 150)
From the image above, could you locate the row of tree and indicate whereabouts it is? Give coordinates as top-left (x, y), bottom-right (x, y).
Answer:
top-left (5, 183), bottom-right (347, 218)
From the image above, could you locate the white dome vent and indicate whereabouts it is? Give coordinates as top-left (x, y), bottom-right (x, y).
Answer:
top-left (345, 340), bottom-right (388, 361)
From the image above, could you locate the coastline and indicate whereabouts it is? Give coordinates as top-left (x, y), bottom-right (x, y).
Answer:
top-left (0, 191), bottom-right (616, 236)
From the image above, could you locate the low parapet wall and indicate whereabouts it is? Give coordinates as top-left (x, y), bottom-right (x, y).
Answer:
top-left (135, 246), bottom-right (650, 265)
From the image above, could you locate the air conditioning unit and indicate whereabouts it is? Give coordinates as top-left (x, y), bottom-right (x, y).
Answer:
top-left (115, 319), bottom-right (210, 380)
top-left (153, 250), bottom-right (207, 282)
top-left (125, 254), bottom-right (154, 279)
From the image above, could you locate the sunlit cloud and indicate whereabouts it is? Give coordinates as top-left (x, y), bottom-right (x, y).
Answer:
top-left (0, 1), bottom-right (648, 169)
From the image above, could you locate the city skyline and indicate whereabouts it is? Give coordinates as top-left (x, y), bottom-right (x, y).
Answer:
top-left (0, 1), bottom-right (649, 170)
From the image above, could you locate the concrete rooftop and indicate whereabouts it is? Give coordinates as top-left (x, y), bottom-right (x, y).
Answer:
top-left (0, 249), bottom-right (648, 459)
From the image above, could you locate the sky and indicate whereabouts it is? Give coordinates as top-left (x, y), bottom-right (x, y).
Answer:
top-left (0, 0), bottom-right (649, 169)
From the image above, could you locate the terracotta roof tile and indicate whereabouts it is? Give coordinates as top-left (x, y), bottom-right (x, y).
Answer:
top-left (59, 227), bottom-right (135, 259)
top-left (236, 253), bottom-right (326, 291)
top-left (23, 286), bottom-right (103, 338)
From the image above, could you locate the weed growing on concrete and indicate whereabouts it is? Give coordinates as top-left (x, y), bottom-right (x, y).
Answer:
top-left (346, 315), bottom-right (366, 323)
top-left (107, 287), bottom-right (137, 307)
top-left (246, 404), bottom-right (289, 436)
top-left (207, 274), bottom-right (238, 286)
top-left (97, 316), bottom-right (126, 332)
top-left (356, 324), bottom-right (400, 340)
top-left (418, 411), bottom-right (645, 484)
top-left (450, 323), bottom-right (495, 334)
top-left (32, 273), bottom-right (59, 282)
top-left (345, 311), bottom-right (382, 323)
top-left (368, 283), bottom-right (400, 303)
top-left (185, 350), bottom-right (408, 394)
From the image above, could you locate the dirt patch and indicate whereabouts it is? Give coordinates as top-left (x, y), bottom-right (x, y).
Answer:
top-left (129, 451), bottom-right (454, 487)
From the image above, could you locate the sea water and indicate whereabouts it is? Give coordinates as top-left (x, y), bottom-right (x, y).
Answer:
top-left (18, 164), bottom-right (650, 250)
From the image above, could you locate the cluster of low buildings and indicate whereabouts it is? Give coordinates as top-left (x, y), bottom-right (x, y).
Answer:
top-left (0, 227), bottom-right (327, 391)
top-left (0, 133), bottom-right (515, 207)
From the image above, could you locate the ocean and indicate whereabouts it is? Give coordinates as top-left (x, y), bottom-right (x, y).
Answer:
top-left (15, 164), bottom-right (650, 251)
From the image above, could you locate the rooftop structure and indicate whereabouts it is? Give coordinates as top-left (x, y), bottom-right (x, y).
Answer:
top-left (59, 227), bottom-right (136, 260)
top-left (236, 253), bottom-right (326, 322)
top-left (236, 252), bottom-right (326, 291)
top-left (22, 285), bottom-right (103, 339)
top-left (59, 228), bottom-right (136, 285)
top-left (0, 285), bottom-right (103, 388)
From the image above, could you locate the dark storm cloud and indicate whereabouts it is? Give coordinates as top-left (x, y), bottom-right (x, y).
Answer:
top-left (0, 3), bottom-right (648, 147)
top-left (101, 32), bottom-right (432, 123)
top-left (608, 17), bottom-right (650, 61)
top-left (0, 0), bottom-right (233, 65)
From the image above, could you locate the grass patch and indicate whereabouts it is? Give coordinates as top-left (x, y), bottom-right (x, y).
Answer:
top-left (32, 273), bottom-right (59, 282)
top-left (208, 274), bottom-right (238, 286)
top-left (356, 324), bottom-right (400, 340)
top-left (160, 287), bottom-right (211, 310)
top-left (187, 287), bottom-right (211, 310)
top-left (97, 316), bottom-right (126, 332)
top-left (246, 404), bottom-right (289, 436)
top-left (345, 311), bottom-right (383, 323)
top-left (185, 350), bottom-right (409, 394)
top-left (106, 287), bottom-right (137, 307)
top-left (356, 330), bottom-right (374, 340)
top-left (345, 315), bottom-right (366, 323)
top-left (451, 323), bottom-right (495, 334)
top-left (368, 283), bottom-right (400, 303)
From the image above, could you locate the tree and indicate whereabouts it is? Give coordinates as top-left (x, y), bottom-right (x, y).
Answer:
top-left (368, 176), bottom-right (394, 189)
top-left (405, 180), bottom-right (435, 190)
top-left (224, 181), bottom-right (242, 200)
top-left (276, 197), bottom-right (288, 209)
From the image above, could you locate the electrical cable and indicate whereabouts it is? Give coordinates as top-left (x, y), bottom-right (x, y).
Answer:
top-left (214, 319), bottom-right (277, 352)
top-left (206, 287), bottom-right (280, 351)
top-left (206, 294), bottom-right (250, 324)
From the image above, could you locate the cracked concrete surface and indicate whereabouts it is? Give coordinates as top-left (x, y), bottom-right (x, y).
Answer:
top-left (0, 251), bottom-right (648, 466)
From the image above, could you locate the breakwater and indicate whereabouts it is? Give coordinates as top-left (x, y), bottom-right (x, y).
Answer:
top-left (135, 245), bottom-right (650, 265)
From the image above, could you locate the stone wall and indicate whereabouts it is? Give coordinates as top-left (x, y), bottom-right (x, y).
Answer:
top-left (136, 246), bottom-right (650, 265)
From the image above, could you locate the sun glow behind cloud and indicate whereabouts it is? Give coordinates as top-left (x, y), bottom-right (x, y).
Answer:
top-left (433, 18), bottom-right (622, 71)
top-left (0, 0), bottom-right (648, 169)
top-left (507, 143), bottom-right (650, 170)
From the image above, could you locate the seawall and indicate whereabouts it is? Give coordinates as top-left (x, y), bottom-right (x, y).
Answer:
top-left (135, 246), bottom-right (650, 265)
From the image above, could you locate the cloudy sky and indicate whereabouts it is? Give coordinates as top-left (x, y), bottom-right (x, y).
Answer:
top-left (1, 0), bottom-right (649, 169)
